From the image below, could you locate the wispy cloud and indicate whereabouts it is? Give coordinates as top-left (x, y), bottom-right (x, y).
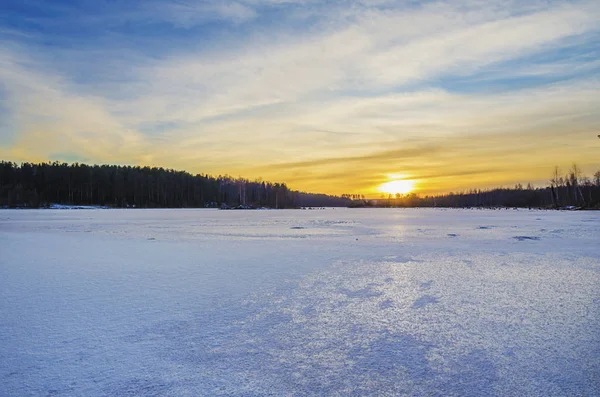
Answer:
top-left (0, 48), bottom-right (151, 164)
top-left (109, 1), bottom-right (599, 122)
top-left (150, 1), bottom-right (259, 27)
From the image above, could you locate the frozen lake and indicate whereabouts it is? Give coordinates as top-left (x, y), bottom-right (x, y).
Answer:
top-left (1, 208), bottom-right (599, 396)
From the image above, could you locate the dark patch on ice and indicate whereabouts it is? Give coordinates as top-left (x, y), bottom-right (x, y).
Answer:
top-left (419, 280), bottom-right (433, 290)
top-left (261, 311), bottom-right (294, 328)
top-left (444, 349), bottom-right (498, 396)
top-left (412, 295), bottom-right (439, 309)
top-left (550, 370), bottom-right (591, 395)
top-left (384, 277), bottom-right (394, 283)
top-left (463, 259), bottom-right (474, 267)
top-left (551, 229), bottom-right (564, 234)
top-left (336, 299), bottom-right (350, 308)
top-left (536, 218), bottom-right (542, 220)
top-left (349, 333), bottom-right (433, 378)
top-left (147, 237), bottom-right (156, 240)
top-left (477, 226), bottom-right (493, 230)
top-left (290, 226), bottom-right (305, 229)
top-left (339, 286), bottom-right (383, 299)
top-left (512, 236), bottom-right (540, 241)
top-left (540, 228), bottom-right (547, 232)
top-left (447, 233), bottom-right (459, 237)
top-left (393, 257), bottom-right (423, 264)
top-left (302, 305), bottom-right (316, 316)
top-left (504, 347), bottom-right (517, 358)
top-left (379, 299), bottom-right (394, 309)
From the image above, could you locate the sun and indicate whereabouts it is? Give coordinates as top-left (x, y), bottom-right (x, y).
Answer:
top-left (378, 179), bottom-right (416, 195)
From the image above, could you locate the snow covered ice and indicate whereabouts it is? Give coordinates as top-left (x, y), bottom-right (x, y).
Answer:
top-left (1, 208), bottom-right (599, 396)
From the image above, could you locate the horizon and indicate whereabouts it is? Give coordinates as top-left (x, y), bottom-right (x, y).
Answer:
top-left (1, 0), bottom-right (599, 197)
top-left (5, 158), bottom-right (597, 201)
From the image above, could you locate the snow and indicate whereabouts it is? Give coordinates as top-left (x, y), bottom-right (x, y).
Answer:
top-left (44, 204), bottom-right (110, 210)
top-left (0, 208), bottom-right (598, 396)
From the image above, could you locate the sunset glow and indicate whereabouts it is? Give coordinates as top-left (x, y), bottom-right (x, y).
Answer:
top-left (378, 180), bottom-right (416, 195)
top-left (1, 0), bottom-right (599, 196)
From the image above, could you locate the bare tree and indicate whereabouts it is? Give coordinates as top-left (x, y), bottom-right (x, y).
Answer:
top-left (550, 166), bottom-right (561, 207)
top-left (569, 163), bottom-right (585, 204)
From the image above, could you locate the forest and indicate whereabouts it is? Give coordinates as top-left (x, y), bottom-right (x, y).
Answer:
top-left (0, 161), bottom-right (350, 208)
top-left (1, 161), bottom-right (599, 209)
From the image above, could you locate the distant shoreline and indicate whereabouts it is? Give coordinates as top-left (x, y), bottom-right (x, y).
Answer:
top-left (2, 205), bottom-right (598, 211)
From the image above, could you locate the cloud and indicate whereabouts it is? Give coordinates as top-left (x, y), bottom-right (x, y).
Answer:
top-left (106, 0), bottom-right (599, 126)
top-left (157, 1), bottom-right (259, 27)
top-left (1, 0), bottom-right (599, 195)
top-left (0, 48), bottom-right (151, 165)
top-left (255, 144), bottom-right (442, 170)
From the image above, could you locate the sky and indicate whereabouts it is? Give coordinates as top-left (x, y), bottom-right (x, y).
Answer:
top-left (1, 0), bottom-right (599, 196)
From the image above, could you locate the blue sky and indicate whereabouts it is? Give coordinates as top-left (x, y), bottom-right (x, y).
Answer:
top-left (1, 0), bottom-right (599, 194)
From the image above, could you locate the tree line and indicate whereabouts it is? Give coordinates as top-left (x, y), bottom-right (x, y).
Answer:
top-left (0, 161), bottom-right (351, 208)
top-left (2, 160), bottom-right (598, 209)
top-left (354, 164), bottom-right (600, 209)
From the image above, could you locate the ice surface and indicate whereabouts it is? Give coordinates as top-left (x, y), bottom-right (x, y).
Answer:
top-left (1, 208), bottom-right (599, 396)
top-left (48, 204), bottom-right (110, 210)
